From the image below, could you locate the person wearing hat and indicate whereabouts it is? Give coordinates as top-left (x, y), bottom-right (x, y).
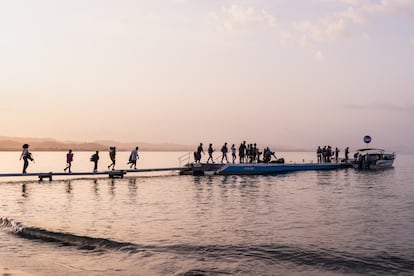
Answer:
top-left (19, 144), bottom-right (33, 174)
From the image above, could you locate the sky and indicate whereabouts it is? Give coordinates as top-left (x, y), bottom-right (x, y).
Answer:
top-left (1, 0), bottom-right (413, 152)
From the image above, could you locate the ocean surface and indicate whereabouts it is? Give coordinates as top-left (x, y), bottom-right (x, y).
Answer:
top-left (0, 151), bottom-right (413, 275)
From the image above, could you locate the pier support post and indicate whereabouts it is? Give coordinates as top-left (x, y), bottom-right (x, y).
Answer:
top-left (108, 170), bottom-right (126, 178)
top-left (38, 173), bottom-right (53, 182)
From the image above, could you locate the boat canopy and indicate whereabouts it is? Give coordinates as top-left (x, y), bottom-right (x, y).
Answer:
top-left (356, 148), bottom-right (385, 154)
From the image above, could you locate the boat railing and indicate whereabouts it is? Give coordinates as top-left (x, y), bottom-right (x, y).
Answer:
top-left (178, 152), bottom-right (192, 167)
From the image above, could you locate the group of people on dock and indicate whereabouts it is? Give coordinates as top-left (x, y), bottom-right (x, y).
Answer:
top-left (316, 145), bottom-right (350, 163)
top-left (18, 144), bottom-right (140, 174)
top-left (194, 141), bottom-right (280, 164)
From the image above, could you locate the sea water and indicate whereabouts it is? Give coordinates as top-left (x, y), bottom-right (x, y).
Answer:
top-left (0, 151), bottom-right (413, 275)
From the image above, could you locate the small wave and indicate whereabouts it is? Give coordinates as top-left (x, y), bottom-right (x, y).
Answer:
top-left (0, 216), bottom-right (140, 252)
top-left (1, 217), bottom-right (414, 274)
top-left (175, 269), bottom-right (232, 276)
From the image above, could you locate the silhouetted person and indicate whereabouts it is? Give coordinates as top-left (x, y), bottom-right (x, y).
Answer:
top-left (206, 143), bottom-right (214, 163)
top-left (239, 141), bottom-right (246, 163)
top-left (252, 143), bottom-right (258, 162)
top-left (317, 146), bottom-right (322, 163)
top-left (231, 144), bottom-right (236, 163)
top-left (127, 146), bottom-right (139, 169)
top-left (263, 147), bottom-right (277, 163)
top-left (194, 143), bottom-right (204, 163)
top-left (108, 146), bottom-right (116, 170)
top-left (221, 142), bottom-right (229, 163)
top-left (345, 147), bottom-right (350, 161)
top-left (19, 144), bottom-right (33, 174)
top-left (64, 149), bottom-right (73, 173)
top-left (335, 147), bottom-right (340, 162)
top-left (91, 151), bottom-right (99, 173)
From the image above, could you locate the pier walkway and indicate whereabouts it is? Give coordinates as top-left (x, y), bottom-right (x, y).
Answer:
top-left (0, 167), bottom-right (186, 181)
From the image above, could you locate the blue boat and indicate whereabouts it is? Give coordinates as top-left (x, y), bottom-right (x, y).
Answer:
top-left (215, 162), bottom-right (351, 175)
top-left (183, 162), bottom-right (352, 176)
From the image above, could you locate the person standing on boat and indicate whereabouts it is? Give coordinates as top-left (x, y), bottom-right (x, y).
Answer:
top-left (107, 147), bottom-right (116, 170)
top-left (128, 146), bottom-right (139, 169)
top-left (322, 146), bottom-right (327, 162)
top-left (317, 146), bottom-right (322, 163)
top-left (252, 143), bottom-right (259, 163)
top-left (206, 143), bottom-right (214, 163)
top-left (221, 142), bottom-right (229, 163)
top-left (231, 144), bottom-right (237, 163)
top-left (64, 149), bottom-right (74, 173)
top-left (239, 141), bottom-right (246, 163)
top-left (247, 144), bottom-right (254, 163)
top-left (325, 146), bottom-right (332, 162)
top-left (19, 144), bottom-right (34, 174)
top-left (345, 147), bottom-right (350, 161)
top-left (91, 151), bottom-right (99, 173)
top-left (335, 147), bottom-right (340, 162)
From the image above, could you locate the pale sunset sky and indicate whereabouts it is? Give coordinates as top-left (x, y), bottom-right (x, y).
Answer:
top-left (1, 0), bottom-right (413, 151)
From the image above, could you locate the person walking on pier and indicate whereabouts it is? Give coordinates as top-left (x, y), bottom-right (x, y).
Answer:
top-left (19, 144), bottom-right (33, 174)
top-left (127, 146), bottom-right (139, 169)
top-left (64, 149), bottom-right (73, 173)
top-left (108, 147), bottom-right (116, 170)
top-left (194, 143), bottom-right (204, 163)
top-left (206, 143), bottom-right (214, 163)
top-left (91, 151), bottom-right (99, 173)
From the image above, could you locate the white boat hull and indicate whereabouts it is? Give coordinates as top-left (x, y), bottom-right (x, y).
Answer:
top-left (352, 149), bottom-right (395, 170)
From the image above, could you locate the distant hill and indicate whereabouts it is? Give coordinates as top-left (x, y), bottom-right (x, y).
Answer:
top-left (0, 136), bottom-right (313, 152)
top-left (0, 136), bottom-right (195, 152)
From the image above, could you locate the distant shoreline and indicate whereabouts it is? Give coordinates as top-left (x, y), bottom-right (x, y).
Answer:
top-left (0, 136), bottom-right (310, 152)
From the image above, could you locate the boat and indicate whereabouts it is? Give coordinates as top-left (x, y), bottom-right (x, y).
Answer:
top-left (183, 161), bottom-right (352, 176)
top-left (352, 148), bottom-right (396, 170)
top-left (216, 162), bottom-right (351, 175)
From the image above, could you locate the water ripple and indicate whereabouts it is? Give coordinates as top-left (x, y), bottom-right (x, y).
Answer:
top-left (2, 217), bottom-right (413, 275)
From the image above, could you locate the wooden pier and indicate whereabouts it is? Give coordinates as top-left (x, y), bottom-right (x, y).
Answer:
top-left (0, 167), bottom-right (186, 182)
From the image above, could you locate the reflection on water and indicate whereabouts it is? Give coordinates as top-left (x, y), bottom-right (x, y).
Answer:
top-left (65, 181), bottom-right (72, 194)
top-left (92, 179), bottom-right (99, 197)
top-left (109, 179), bottom-right (116, 196)
top-left (0, 154), bottom-right (414, 275)
top-left (21, 183), bottom-right (28, 198)
top-left (128, 178), bottom-right (137, 200)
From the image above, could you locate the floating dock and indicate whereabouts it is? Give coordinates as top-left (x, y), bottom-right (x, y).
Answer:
top-left (0, 162), bottom-right (352, 181)
top-left (0, 167), bottom-right (185, 181)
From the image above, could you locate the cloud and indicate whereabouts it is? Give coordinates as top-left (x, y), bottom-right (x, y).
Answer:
top-left (295, 16), bottom-right (348, 42)
top-left (295, 0), bottom-right (414, 44)
top-left (361, 0), bottom-right (414, 18)
top-left (204, 1), bottom-right (414, 64)
top-left (207, 5), bottom-right (277, 33)
top-left (342, 102), bottom-right (414, 112)
top-left (339, 0), bottom-right (414, 24)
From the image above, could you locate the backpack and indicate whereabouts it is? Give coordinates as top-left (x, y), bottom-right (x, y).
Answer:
top-left (90, 154), bottom-right (97, 162)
